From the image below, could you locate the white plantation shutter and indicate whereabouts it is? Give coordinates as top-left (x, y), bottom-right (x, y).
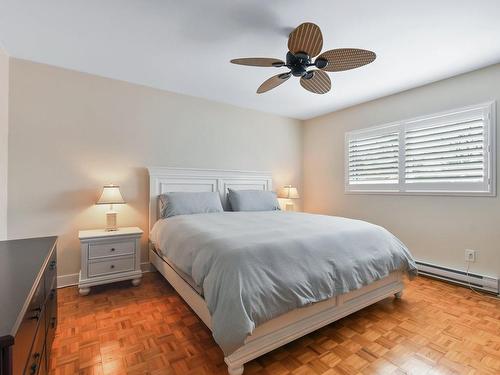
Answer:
top-left (405, 119), bottom-right (485, 184)
top-left (346, 125), bottom-right (401, 191)
top-left (345, 102), bottom-right (495, 195)
top-left (348, 131), bottom-right (399, 185)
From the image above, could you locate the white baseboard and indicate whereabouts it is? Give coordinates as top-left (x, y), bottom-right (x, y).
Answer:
top-left (57, 272), bottom-right (79, 288)
top-left (140, 261), bottom-right (154, 273)
top-left (57, 262), bottom-right (154, 289)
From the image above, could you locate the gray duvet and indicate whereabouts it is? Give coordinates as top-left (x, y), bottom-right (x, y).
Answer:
top-left (150, 211), bottom-right (416, 355)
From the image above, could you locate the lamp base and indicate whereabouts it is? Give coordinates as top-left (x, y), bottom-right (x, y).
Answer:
top-left (105, 211), bottom-right (118, 231)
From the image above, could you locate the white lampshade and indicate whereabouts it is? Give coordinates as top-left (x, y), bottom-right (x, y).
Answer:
top-left (277, 185), bottom-right (300, 199)
top-left (96, 184), bottom-right (125, 205)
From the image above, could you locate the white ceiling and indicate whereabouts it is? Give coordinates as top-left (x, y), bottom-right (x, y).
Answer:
top-left (1, 0), bottom-right (500, 120)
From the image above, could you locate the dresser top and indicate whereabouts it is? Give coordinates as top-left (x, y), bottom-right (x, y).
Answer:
top-left (0, 236), bottom-right (57, 338)
top-left (79, 226), bottom-right (143, 240)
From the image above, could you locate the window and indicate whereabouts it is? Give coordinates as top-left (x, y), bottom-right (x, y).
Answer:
top-left (345, 102), bottom-right (496, 195)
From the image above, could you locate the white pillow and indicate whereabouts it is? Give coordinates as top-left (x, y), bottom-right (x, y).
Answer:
top-left (159, 192), bottom-right (223, 218)
top-left (227, 189), bottom-right (280, 211)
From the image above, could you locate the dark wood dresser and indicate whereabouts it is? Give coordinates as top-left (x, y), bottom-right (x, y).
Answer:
top-left (0, 237), bottom-right (58, 375)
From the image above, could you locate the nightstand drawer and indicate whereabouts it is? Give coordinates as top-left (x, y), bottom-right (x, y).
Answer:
top-left (88, 256), bottom-right (135, 277)
top-left (88, 240), bottom-right (135, 259)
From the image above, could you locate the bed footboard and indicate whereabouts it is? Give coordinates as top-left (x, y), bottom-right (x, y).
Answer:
top-left (224, 271), bottom-right (404, 374)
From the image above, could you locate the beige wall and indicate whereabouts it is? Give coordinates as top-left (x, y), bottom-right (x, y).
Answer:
top-left (0, 48), bottom-right (8, 240)
top-left (303, 64), bottom-right (500, 278)
top-left (6, 56), bottom-right (499, 279)
top-left (7, 59), bottom-right (303, 277)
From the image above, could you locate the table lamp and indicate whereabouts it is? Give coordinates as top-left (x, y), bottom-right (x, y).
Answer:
top-left (277, 185), bottom-right (300, 211)
top-left (96, 184), bottom-right (125, 231)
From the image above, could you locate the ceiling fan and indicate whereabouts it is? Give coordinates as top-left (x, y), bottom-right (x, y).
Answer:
top-left (230, 22), bottom-right (376, 95)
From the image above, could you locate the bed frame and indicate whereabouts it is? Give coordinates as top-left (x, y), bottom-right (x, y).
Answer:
top-left (148, 167), bottom-right (404, 375)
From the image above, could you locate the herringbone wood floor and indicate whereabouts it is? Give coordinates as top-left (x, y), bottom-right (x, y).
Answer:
top-left (49, 272), bottom-right (499, 375)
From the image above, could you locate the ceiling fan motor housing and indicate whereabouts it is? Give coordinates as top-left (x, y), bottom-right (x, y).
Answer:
top-left (287, 51), bottom-right (310, 77)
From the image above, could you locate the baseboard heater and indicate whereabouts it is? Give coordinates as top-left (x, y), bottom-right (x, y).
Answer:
top-left (416, 261), bottom-right (499, 295)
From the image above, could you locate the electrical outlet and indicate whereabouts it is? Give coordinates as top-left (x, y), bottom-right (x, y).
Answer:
top-left (465, 249), bottom-right (476, 263)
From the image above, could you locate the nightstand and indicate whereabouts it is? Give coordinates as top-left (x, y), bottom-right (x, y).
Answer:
top-left (78, 227), bottom-right (143, 295)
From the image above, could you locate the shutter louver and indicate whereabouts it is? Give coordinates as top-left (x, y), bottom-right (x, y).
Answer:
top-left (405, 118), bottom-right (485, 183)
top-left (348, 132), bottom-right (399, 185)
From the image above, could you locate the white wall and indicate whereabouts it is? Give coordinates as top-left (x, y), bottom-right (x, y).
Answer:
top-left (304, 63), bottom-right (500, 278)
top-left (7, 58), bottom-right (303, 278)
top-left (0, 48), bottom-right (8, 240)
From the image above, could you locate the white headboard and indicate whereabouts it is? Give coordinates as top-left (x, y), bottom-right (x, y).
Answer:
top-left (148, 167), bottom-right (273, 232)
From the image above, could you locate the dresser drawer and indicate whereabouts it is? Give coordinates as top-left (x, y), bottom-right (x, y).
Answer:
top-left (88, 240), bottom-right (135, 260)
top-left (12, 281), bottom-right (45, 375)
top-left (88, 257), bottom-right (135, 277)
top-left (44, 289), bottom-right (56, 334)
top-left (45, 289), bottom-right (57, 363)
top-left (38, 347), bottom-right (47, 375)
top-left (24, 308), bottom-right (45, 375)
top-left (44, 251), bottom-right (57, 299)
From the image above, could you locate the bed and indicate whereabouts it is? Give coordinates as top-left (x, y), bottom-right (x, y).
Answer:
top-left (147, 167), bottom-right (416, 375)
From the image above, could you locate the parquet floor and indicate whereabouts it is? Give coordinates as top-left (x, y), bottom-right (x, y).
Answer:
top-left (49, 272), bottom-right (500, 375)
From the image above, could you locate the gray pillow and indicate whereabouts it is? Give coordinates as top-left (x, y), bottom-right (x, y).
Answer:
top-left (159, 192), bottom-right (223, 218)
top-left (227, 189), bottom-right (281, 212)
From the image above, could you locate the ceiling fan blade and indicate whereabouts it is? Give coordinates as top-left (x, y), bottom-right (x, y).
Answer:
top-left (300, 70), bottom-right (331, 94)
top-left (288, 22), bottom-right (323, 58)
top-left (230, 58), bottom-right (285, 67)
top-left (317, 48), bottom-right (376, 72)
top-left (257, 73), bottom-right (291, 94)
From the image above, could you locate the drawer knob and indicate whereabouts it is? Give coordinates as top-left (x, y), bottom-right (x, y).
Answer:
top-left (49, 260), bottom-right (57, 270)
top-left (30, 359), bottom-right (39, 375)
top-left (110, 248), bottom-right (115, 252)
top-left (29, 307), bottom-right (41, 320)
top-left (110, 264), bottom-right (115, 269)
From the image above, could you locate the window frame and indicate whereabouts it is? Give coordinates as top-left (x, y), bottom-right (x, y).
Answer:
top-left (344, 101), bottom-right (496, 196)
